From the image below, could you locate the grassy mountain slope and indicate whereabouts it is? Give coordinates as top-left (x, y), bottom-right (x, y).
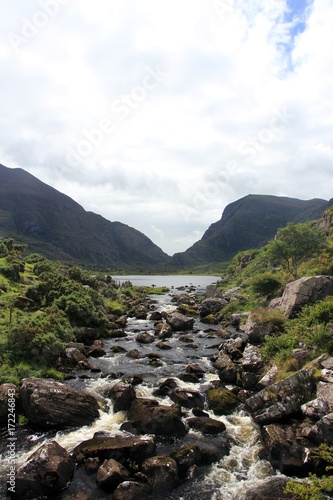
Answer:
top-left (0, 164), bottom-right (169, 268)
top-left (170, 194), bottom-right (328, 267)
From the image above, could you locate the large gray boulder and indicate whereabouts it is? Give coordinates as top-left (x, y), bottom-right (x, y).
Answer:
top-left (20, 378), bottom-right (100, 428)
top-left (274, 275), bottom-right (333, 318)
top-left (199, 298), bottom-right (227, 318)
top-left (244, 368), bottom-right (316, 424)
top-left (128, 398), bottom-right (187, 436)
top-left (166, 312), bottom-right (195, 331)
top-left (15, 441), bottom-right (74, 499)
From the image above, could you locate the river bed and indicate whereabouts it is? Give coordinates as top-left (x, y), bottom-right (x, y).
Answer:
top-left (0, 276), bottom-right (280, 499)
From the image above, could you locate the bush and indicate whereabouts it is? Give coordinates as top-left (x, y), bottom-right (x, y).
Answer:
top-left (251, 307), bottom-right (286, 328)
top-left (285, 444), bottom-right (333, 499)
top-left (0, 275), bottom-right (9, 291)
top-left (250, 273), bottom-right (282, 297)
top-left (108, 299), bottom-right (127, 316)
top-left (261, 298), bottom-right (333, 364)
top-left (24, 253), bottom-right (47, 264)
top-left (0, 260), bottom-right (21, 282)
top-left (7, 305), bottom-right (74, 365)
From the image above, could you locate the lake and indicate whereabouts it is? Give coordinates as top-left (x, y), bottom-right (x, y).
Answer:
top-left (112, 274), bottom-right (221, 290)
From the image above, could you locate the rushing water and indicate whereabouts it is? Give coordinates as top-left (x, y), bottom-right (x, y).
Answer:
top-left (0, 276), bottom-right (278, 499)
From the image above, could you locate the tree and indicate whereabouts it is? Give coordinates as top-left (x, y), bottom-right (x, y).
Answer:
top-left (267, 222), bottom-right (325, 279)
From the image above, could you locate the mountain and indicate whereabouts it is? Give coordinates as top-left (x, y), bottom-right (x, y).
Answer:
top-left (170, 194), bottom-right (329, 266)
top-left (0, 164), bottom-right (169, 268)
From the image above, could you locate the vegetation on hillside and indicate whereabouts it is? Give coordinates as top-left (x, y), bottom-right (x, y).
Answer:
top-left (0, 240), bottom-right (167, 384)
top-left (217, 212), bottom-right (333, 372)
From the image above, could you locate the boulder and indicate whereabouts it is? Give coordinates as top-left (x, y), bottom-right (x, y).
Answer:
top-left (184, 434), bottom-right (231, 464)
top-left (136, 332), bottom-right (155, 344)
top-left (166, 312), bottom-right (195, 331)
top-left (154, 322), bottom-right (172, 339)
top-left (276, 275), bottom-right (333, 318)
top-left (150, 311), bottom-right (163, 321)
top-left (170, 388), bottom-right (204, 409)
top-left (107, 381), bottom-right (136, 412)
top-left (261, 423), bottom-right (313, 475)
top-left (302, 398), bottom-right (329, 420)
top-left (206, 387), bottom-right (239, 415)
top-left (246, 476), bottom-right (294, 499)
top-left (240, 371), bottom-right (259, 390)
top-left (199, 298), bottom-right (227, 318)
top-left (0, 383), bottom-right (18, 425)
top-left (87, 345), bottom-right (106, 357)
top-left (15, 441), bottom-right (74, 499)
top-left (111, 481), bottom-right (151, 500)
top-left (170, 444), bottom-right (202, 478)
top-left (20, 378), bottom-right (100, 428)
top-left (244, 368), bottom-right (316, 424)
top-left (153, 378), bottom-right (178, 397)
top-left (317, 380), bottom-right (333, 405)
top-left (73, 434), bottom-right (156, 464)
top-left (63, 347), bottom-right (90, 369)
top-left (141, 455), bottom-right (178, 495)
top-left (96, 459), bottom-right (130, 492)
top-left (220, 337), bottom-right (246, 360)
top-left (187, 416), bottom-right (226, 435)
top-left (128, 398), bottom-right (187, 436)
top-left (242, 345), bottom-right (264, 373)
top-left (205, 285), bottom-right (222, 298)
top-left (242, 315), bottom-right (275, 344)
top-left (214, 353), bottom-right (240, 385)
top-left (156, 341), bottom-right (172, 349)
top-left (309, 413), bottom-right (333, 445)
top-left (185, 363), bottom-right (206, 378)
top-left (257, 365), bottom-right (279, 389)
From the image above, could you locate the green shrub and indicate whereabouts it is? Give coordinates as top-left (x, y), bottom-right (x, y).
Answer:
top-left (108, 299), bottom-right (127, 316)
top-left (0, 275), bottom-right (9, 291)
top-left (0, 260), bottom-right (21, 282)
top-left (251, 307), bottom-right (286, 328)
top-left (285, 445), bottom-right (333, 499)
top-left (262, 298), bottom-right (333, 364)
top-left (7, 305), bottom-right (74, 365)
top-left (24, 253), bottom-right (46, 264)
top-left (250, 273), bottom-right (282, 297)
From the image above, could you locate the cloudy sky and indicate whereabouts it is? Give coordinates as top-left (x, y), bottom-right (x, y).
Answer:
top-left (0, 0), bottom-right (332, 255)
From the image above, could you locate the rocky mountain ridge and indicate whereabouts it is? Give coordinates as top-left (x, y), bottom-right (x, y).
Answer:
top-left (0, 164), bottom-right (330, 268)
top-left (171, 194), bottom-right (329, 266)
top-left (0, 164), bottom-right (169, 269)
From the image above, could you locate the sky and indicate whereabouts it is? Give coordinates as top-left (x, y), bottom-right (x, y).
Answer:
top-left (0, 0), bottom-right (333, 256)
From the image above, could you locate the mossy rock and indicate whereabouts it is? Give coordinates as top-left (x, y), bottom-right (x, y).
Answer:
top-left (178, 304), bottom-right (198, 316)
top-left (207, 387), bottom-right (239, 415)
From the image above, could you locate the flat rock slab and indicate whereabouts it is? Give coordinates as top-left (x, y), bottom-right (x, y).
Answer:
top-left (244, 368), bottom-right (316, 424)
top-left (20, 378), bottom-right (100, 428)
top-left (73, 434), bottom-right (156, 464)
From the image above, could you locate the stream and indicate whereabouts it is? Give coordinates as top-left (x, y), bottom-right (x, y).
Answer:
top-left (0, 276), bottom-right (280, 499)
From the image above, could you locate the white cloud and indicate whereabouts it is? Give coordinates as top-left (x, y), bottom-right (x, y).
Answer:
top-left (0, 0), bottom-right (332, 255)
